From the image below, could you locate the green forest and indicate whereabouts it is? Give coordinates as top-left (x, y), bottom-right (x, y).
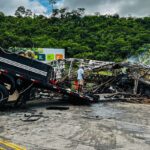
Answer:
top-left (0, 6), bottom-right (150, 62)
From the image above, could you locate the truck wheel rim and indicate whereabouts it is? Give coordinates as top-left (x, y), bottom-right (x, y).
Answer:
top-left (0, 92), bottom-right (4, 102)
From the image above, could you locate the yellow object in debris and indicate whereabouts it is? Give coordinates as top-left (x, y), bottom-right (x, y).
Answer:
top-left (0, 140), bottom-right (26, 150)
top-left (25, 50), bottom-right (35, 59)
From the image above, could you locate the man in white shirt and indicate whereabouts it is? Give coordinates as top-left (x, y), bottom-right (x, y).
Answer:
top-left (77, 65), bottom-right (84, 93)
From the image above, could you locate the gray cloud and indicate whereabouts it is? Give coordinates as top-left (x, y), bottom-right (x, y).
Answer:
top-left (61, 0), bottom-right (150, 17)
top-left (119, 0), bottom-right (150, 17)
top-left (0, 0), bottom-right (149, 17)
top-left (0, 0), bottom-right (47, 16)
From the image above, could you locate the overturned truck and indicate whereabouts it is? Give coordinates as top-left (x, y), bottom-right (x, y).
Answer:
top-left (0, 49), bottom-right (96, 107)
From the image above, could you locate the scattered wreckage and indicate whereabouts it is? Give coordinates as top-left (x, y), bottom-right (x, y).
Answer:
top-left (52, 58), bottom-right (150, 103)
top-left (0, 48), bottom-right (149, 108)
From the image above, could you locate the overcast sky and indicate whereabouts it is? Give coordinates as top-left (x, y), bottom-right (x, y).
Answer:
top-left (0, 0), bottom-right (150, 17)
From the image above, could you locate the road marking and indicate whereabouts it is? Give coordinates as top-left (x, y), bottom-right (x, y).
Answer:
top-left (0, 140), bottom-right (26, 150)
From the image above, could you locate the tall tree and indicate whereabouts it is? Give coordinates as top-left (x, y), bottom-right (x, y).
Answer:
top-left (59, 7), bottom-right (68, 18)
top-left (77, 8), bottom-right (85, 16)
top-left (0, 11), bottom-right (5, 21)
top-left (48, 0), bottom-right (57, 13)
top-left (52, 8), bottom-right (59, 17)
top-left (25, 9), bottom-right (32, 17)
top-left (1, 7), bottom-right (150, 61)
top-left (15, 6), bottom-right (26, 17)
top-left (0, 11), bottom-right (5, 17)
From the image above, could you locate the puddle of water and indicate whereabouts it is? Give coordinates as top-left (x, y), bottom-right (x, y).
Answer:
top-left (90, 103), bottom-right (124, 119)
top-left (90, 103), bottom-right (150, 135)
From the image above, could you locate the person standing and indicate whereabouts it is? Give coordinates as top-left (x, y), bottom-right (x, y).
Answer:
top-left (77, 65), bottom-right (84, 93)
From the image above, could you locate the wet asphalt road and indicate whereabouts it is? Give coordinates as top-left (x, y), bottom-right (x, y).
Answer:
top-left (0, 101), bottom-right (150, 150)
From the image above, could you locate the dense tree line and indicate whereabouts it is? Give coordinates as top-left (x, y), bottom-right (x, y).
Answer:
top-left (0, 6), bottom-right (150, 61)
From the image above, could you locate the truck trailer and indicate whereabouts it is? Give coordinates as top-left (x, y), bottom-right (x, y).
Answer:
top-left (0, 48), bottom-right (96, 107)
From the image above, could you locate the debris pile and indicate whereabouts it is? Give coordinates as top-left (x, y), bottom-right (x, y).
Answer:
top-left (51, 58), bottom-right (150, 104)
top-left (1, 46), bottom-right (149, 106)
top-left (89, 62), bottom-right (150, 103)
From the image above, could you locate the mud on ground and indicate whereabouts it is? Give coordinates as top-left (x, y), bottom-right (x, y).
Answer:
top-left (0, 100), bottom-right (150, 150)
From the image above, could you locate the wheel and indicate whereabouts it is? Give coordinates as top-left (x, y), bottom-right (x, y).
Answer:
top-left (0, 84), bottom-right (9, 106)
top-left (6, 75), bottom-right (16, 94)
top-left (0, 74), bottom-right (16, 95)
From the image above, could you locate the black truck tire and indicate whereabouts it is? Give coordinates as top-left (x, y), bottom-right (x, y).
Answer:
top-left (0, 84), bottom-right (9, 106)
top-left (0, 74), bottom-right (16, 95)
top-left (6, 75), bottom-right (16, 94)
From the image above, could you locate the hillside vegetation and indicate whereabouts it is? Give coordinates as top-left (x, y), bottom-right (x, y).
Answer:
top-left (0, 7), bottom-right (150, 61)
